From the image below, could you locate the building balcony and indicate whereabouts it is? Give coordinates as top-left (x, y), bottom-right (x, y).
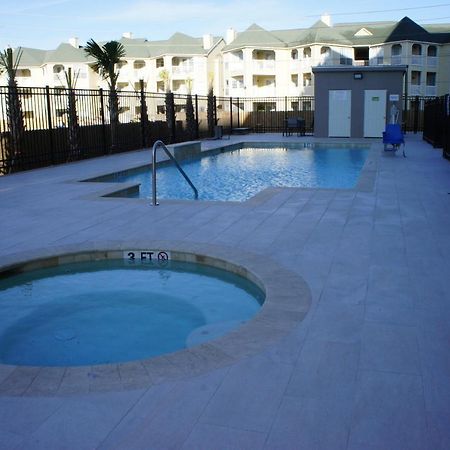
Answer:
top-left (391, 56), bottom-right (404, 65)
top-left (427, 56), bottom-right (438, 68)
top-left (409, 85), bottom-right (422, 96)
top-left (252, 86), bottom-right (276, 96)
top-left (252, 60), bottom-right (276, 73)
top-left (425, 86), bottom-right (437, 96)
top-left (227, 87), bottom-right (246, 97)
top-left (172, 65), bottom-right (194, 77)
top-left (290, 60), bottom-right (300, 73)
top-left (227, 61), bottom-right (244, 74)
top-left (411, 55), bottom-right (424, 66)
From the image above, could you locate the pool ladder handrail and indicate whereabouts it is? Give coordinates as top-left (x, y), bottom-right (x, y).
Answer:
top-left (151, 140), bottom-right (198, 205)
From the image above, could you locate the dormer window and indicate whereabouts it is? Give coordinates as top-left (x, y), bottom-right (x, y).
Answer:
top-left (354, 28), bottom-right (372, 37)
top-left (53, 64), bottom-right (64, 74)
top-left (133, 60), bottom-right (145, 69)
top-left (16, 69), bottom-right (31, 77)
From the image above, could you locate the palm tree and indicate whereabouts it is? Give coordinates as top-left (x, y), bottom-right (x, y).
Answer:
top-left (0, 47), bottom-right (25, 173)
top-left (84, 39), bottom-right (125, 153)
top-left (158, 69), bottom-right (170, 93)
top-left (62, 68), bottom-right (80, 161)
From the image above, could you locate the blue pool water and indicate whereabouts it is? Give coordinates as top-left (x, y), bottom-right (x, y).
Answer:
top-left (101, 143), bottom-right (368, 202)
top-left (0, 260), bottom-right (264, 366)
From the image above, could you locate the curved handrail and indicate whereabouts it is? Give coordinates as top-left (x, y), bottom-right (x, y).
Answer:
top-left (151, 140), bottom-right (198, 205)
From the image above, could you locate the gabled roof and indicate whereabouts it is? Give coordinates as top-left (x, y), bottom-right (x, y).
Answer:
top-left (44, 43), bottom-right (89, 63)
top-left (386, 16), bottom-right (431, 42)
top-left (14, 47), bottom-right (46, 67)
top-left (223, 23), bottom-right (286, 51)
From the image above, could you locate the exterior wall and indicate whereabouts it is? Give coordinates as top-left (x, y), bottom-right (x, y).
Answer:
top-left (313, 67), bottom-right (405, 138)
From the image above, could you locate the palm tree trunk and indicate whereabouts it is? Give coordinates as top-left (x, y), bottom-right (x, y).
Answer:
top-left (6, 80), bottom-right (25, 173)
top-left (109, 88), bottom-right (119, 153)
top-left (67, 89), bottom-right (80, 161)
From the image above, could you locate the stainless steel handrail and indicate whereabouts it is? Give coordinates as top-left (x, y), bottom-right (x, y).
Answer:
top-left (151, 140), bottom-right (198, 205)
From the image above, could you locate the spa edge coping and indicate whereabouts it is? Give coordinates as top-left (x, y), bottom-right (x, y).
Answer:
top-left (0, 240), bottom-right (311, 397)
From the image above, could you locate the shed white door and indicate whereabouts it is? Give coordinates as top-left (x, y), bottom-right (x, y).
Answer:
top-left (363, 90), bottom-right (387, 137)
top-left (328, 90), bottom-right (351, 137)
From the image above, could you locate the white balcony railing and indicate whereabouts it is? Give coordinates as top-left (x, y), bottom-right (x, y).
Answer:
top-left (391, 56), bottom-right (403, 65)
top-left (228, 61), bottom-right (244, 73)
top-left (410, 85), bottom-right (422, 96)
top-left (252, 60), bottom-right (276, 72)
top-left (252, 86), bottom-right (276, 96)
top-left (172, 65), bottom-right (194, 75)
top-left (425, 86), bottom-right (437, 96)
top-left (411, 55), bottom-right (423, 66)
top-left (427, 56), bottom-right (438, 67)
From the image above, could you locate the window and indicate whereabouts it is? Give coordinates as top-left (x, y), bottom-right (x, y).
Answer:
top-left (134, 81), bottom-right (146, 90)
top-left (391, 44), bottom-right (402, 64)
top-left (412, 44), bottom-right (422, 55)
top-left (53, 64), bottom-right (64, 74)
top-left (117, 82), bottom-right (128, 90)
top-left (291, 49), bottom-right (298, 60)
top-left (427, 46), bottom-right (437, 57)
top-left (320, 46), bottom-right (330, 55)
top-left (426, 72), bottom-right (436, 86)
top-left (392, 44), bottom-right (402, 56)
top-left (16, 69), bottom-right (31, 77)
top-left (157, 105), bottom-right (165, 114)
top-left (291, 101), bottom-right (299, 111)
top-left (303, 73), bottom-right (311, 87)
top-left (156, 58), bottom-right (164, 68)
top-left (117, 61), bottom-right (127, 69)
top-left (303, 47), bottom-right (311, 58)
top-left (133, 60), bottom-right (145, 69)
top-left (411, 71), bottom-right (421, 85)
top-left (291, 74), bottom-right (298, 87)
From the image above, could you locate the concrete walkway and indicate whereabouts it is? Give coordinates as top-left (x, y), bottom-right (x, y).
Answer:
top-left (0, 134), bottom-right (449, 449)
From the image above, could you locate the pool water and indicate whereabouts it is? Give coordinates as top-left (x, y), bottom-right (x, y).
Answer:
top-left (0, 260), bottom-right (264, 366)
top-left (102, 143), bottom-right (369, 202)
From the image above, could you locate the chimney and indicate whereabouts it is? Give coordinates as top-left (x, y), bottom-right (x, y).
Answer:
top-left (122, 32), bottom-right (133, 39)
top-left (69, 37), bottom-right (79, 48)
top-left (226, 28), bottom-right (237, 44)
top-left (321, 13), bottom-right (332, 27)
top-left (203, 34), bottom-right (214, 50)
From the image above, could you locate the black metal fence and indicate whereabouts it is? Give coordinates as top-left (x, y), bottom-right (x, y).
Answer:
top-left (0, 85), bottom-right (438, 174)
top-left (423, 94), bottom-right (450, 159)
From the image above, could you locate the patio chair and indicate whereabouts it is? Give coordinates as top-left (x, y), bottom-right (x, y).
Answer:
top-left (283, 117), bottom-right (305, 137)
top-left (382, 124), bottom-right (406, 157)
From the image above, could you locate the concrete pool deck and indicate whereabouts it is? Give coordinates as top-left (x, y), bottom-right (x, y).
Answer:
top-left (0, 133), bottom-right (449, 449)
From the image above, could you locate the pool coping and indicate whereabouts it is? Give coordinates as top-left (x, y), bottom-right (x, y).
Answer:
top-left (75, 140), bottom-right (378, 203)
top-left (0, 240), bottom-right (311, 397)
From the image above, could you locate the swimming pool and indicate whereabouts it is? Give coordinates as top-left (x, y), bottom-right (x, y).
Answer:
top-left (0, 257), bottom-right (264, 367)
top-left (92, 142), bottom-right (369, 202)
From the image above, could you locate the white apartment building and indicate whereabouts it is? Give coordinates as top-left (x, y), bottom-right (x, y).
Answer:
top-left (223, 16), bottom-right (450, 99)
top-left (1, 16), bottom-right (449, 99)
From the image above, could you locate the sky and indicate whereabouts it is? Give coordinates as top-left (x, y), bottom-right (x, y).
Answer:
top-left (1, 0), bottom-right (449, 50)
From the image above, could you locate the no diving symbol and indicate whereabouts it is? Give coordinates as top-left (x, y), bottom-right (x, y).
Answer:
top-left (157, 251), bottom-right (169, 261)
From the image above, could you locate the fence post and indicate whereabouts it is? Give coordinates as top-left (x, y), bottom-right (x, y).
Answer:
top-left (413, 96), bottom-right (419, 134)
top-left (195, 94), bottom-right (199, 139)
top-left (45, 86), bottom-right (55, 165)
top-left (99, 88), bottom-right (107, 155)
top-left (139, 79), bottom-right (147, 148)
top-left (229, 97), bottom-right (233, 132)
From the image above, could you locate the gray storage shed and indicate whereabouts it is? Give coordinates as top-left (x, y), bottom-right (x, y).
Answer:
top-left (312, 66), bottom-right (407, 138)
